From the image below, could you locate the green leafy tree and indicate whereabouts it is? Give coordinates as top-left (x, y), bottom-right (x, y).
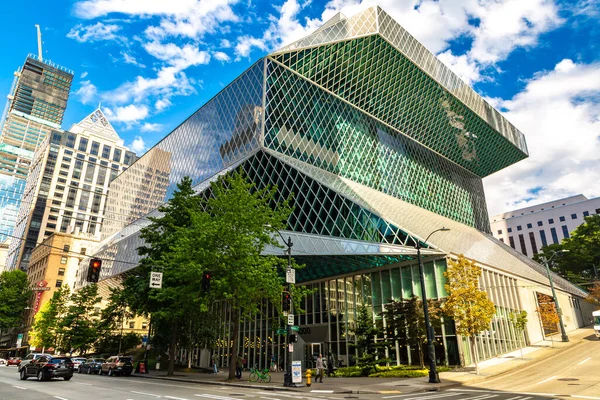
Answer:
top-left (30, 285), bottom-right (70, 351)
top-left (585, 280), bottom-right (600, 306)
top-left (537, 303), bottom-right (559, 347)
top-left (96, 288), bottom-right (135, 354)
top-left (95, 332), bottom-right (141, 355)
top-left (442, 255), bottom-right (496, 375)
top-left (509, 310), bottom-right (528, 359)
top-left (353, 305), bottom-right (390, 375)
top-left (183, 170), bottom-right (298, 380)
top-left (59, 283), bottom-right (101, 355)
top-left (123, 176), bottom-right (206, 376)
top-left (382, 296), bottom-right (442, 367)
top-left (0, 270), bottom-right (31, 331)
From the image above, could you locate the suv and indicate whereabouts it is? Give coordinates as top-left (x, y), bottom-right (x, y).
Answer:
top-left (79, 358), bottom-right (104, 374)
top-left (19, 356), bottom-right (74, 381)
top-left (19, 353), bottom-right (52, 369)
top-left (100, 355), bottom-right (133, 376)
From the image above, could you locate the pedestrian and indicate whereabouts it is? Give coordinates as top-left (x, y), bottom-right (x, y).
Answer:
top-left (212, 354), bottom-right (218, 374)
top-left (235, 355), bottom-right (243, 379)
top-left (316, 353), bottom-right (324, 383)
top-left (270, 354), bottom-right (277, 372)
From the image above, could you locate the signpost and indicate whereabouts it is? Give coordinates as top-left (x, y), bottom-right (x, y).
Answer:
top-left (149, 272), bottom-right (163, 289)
top-left (16, 333), bottom-right (23, 348)
top-left (287, 314), bottom-right (294, 325)
top-left (286, 268), bottom-right (295, 284)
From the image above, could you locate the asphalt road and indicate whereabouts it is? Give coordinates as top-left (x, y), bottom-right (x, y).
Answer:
top-left (470, 334), bottom-right (600, 399)
top-left (0, 366), bottom-right (559, 400)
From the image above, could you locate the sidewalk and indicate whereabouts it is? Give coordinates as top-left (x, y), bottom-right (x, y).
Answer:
top-left (132, 327), bottom-right (596, 394)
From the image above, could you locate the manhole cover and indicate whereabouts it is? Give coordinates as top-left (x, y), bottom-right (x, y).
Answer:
top-left (557, 378), bottom-right (579, 381)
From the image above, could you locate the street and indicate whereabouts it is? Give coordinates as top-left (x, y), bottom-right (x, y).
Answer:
top-left (469, 334), bottom-right (600, 398)
top-left (0, 366), bottom-right (559, 400)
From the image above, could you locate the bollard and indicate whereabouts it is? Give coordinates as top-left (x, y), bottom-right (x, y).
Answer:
top-left (306, 368), bottom-right (312, 387)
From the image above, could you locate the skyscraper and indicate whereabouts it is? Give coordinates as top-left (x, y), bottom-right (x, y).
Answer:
top-left (0, 54), bottom-right (73, 240)
top-left (6, 108), bottom-right (136, 271)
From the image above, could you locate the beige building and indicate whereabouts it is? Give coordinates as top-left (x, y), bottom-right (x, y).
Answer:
top-left (0, 238), bottom-right (9, 272)
top-left (23, 231), bottom-right (99, 344)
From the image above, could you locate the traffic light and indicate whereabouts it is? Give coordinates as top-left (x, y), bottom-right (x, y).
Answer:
top-left (282, 291), bottom-right (291, 312)
top-left (202, 271), bottom-right (211, 292)
top-left (288, 333), bottom-right (298, 343)
top-left (87, 258), bottom-right (102, 282)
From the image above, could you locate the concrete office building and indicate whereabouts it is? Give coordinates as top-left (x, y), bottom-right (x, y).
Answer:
top-left (77, 7), bottom-right (593, 369)
top-left (0, 54), bottom-right (73, 238)
top-left (491, 195), bottom-right (600, 258)
top-left (6, 108), bottom-right (136, 271)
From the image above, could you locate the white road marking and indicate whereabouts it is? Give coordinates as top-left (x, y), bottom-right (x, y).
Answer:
top-left (577, 357), bottom-right (592, 366)
top-left (535, 375), bottom-right (557, 385)
top-left (196, 395), bottom-right (247, 400)
top-left (393, 393), bottom-right (465, 400)
top-left (165, 397), bottom-right (189, 400)
top-left (73, 381), bottom-right (93, 386)
top-left (450, 389), bottom-right (559, 397)
top-left (260, 397), bottom-right (281, 400)
top-left (310, 391), bottom-right (334, 394)
top-left (54, 397), bottom-right (69, 400)
top-left (12, 386), bottom-right (27, 390)
top-left (131, 391), bottom-right (162, 398)
top-left (503, 397), bottom-right (523, 400)
top-left (257, 392), bottom-right (303, 399)
top-left (570, 396), bottom-right (600, 400)
top-left (382, 394), bottom-right (459, 399)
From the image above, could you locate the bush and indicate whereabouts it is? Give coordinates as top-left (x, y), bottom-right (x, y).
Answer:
top-left (334, 365), bottom-right (451, 378)
top-left (333, 366), bottom-right (365, 377)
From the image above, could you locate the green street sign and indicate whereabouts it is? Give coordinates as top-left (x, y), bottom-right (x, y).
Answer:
top-left (290, 326), bottom-right (300, 332)
top-left (276, 328), bottom-right (287, 335)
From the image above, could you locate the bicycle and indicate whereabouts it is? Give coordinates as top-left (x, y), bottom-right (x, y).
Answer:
top-left (248, 364), bottom-right (271, 383)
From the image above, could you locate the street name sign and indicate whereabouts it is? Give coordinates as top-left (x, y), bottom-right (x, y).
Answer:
top-left (290, 325), bottom-right (300, 331)
top-left (276, 328), bottom-right (287, 335)
top-left (31, 286), bottom-right (51, 291)
top-left (150, 272), bottom-right (163, 289)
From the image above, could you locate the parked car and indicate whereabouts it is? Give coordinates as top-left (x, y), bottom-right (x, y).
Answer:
top-left (79, 358), bottom-right (105, 374)
top-left (19, 353), bottom-right (52, 369)
top-left (72, 357), bottom-right (87, 371)
top-left (19, 356), bottom-right (74, 381)
top-left (0, 358), bottom-right (6, 366)
top-left (100, 355), bottom-right (133, 376)
top-left (7, 357), bottom-right (21, 366)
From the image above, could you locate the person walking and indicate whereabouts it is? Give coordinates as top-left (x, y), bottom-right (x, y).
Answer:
top-left (235, 355), bottom-right (243, 379)
top-left (316, 354), bottom-right (324, 383)
top-left (212, 354), bottom-right (218, 374)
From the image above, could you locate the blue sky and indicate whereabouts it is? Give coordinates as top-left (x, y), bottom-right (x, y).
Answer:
top-left (0, 0), bottom-right (598, 216)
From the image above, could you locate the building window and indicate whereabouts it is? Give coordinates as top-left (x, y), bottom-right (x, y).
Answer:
top-left (584, 211), bottom-right (590, 217)
top-left (58, 268), bottom-right (65, 276)
top-left (571, 213), bottom-right (577, 219)
top-left (60, 256), bottom-right (68, 264)
top-left (91, 141), bottom-right (100, 155)
top-left (509, 236), bottom-right (515, 249)
top-left (113, 148), bottom-right (122, 163)
top-left (517, 225), bottom-right (522, 231)
top-left (550, 227), bottom-right (559, 244)
top-left (63, 245), bottom-right (70, 252)
top-left (529, 232), bottom-right (538, 255)
top-left (129, 321), bottom-right (135, 329)
top-left (540, 230), bottom-right (548, 247)
top-left (527, 223), bottom-right (532, 229)
top-left (102, 145), bottom-right (112, 159)
top-left (559, 216), bottom-right (566, 222)
top-left (596, 208), bottom-right (600, 214)
top-left (80, 248), bottom-right (87, 255)
top-left (548, 218), bottom-right (554, 224)
top-left (562, 225), bottom-right (570, 239)
top-left (518, 234), bottom-right (527, 256)
top-left (56, 280), bottom-right (63, 287)
top-left (507, 227), bottom-right (512, 233)
top-left (142, 322), bottom-right (148, 329)
top-left (497, 229), bottom-right (502, 235)
top-left (78, 137), bottom-right (88, 152)
top-left (537, 221), bottom-right (543, 227)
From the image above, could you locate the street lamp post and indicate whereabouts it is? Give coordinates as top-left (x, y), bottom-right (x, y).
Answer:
top-left (415, 227), bottom-right (450, 384)
top-left (541, 250), bottom-right (570, 342)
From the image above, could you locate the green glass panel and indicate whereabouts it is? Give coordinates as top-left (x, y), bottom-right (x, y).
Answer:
top-left (435, 260), bottom-right (448, 298)
top-left (424, 261), bottom-right (437, 299)
top-left (390, 268), bottom-right (402, 301)
top-left (401, 266), bottom-right (413, 299)
top-left (381, 269), bottom-right (392, 304)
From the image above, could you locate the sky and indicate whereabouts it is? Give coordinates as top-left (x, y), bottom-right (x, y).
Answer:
top-left (0, 0), bottom-right (598, 217)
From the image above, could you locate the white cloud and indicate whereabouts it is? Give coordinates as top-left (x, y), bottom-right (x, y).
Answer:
top-left (220, 39), bottom-right (232, 48)
top-left (484, 59), bottom-right (600, 215)
top-left (155, 98), bottom-right (172, 111)
top-left (67, 22), bottom-right (123, 43)
top-left (128, 135), bottom-right (147, 154)
top-left (103, 104), bottom-right (149, 123)
top-left (81, 71), bottom-right (88, 78)
top-left (76, 80), bottom-right (97, 104)
top-left (437, 50), bottom-right (481, 86)
top-left (213, 51), bottom-right (231, 62)
top-left (140, 122), bottom-right (163, 132)
top-left (121, 51), bottom-right (146, 68)
top-left (235, 36), bottom-right (268, 59)
top-left (143, 41), bottom-right (210, 70)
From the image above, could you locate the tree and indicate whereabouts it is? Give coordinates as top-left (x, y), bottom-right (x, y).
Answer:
top-left (96, 288), bottom-right (135, 354)
top-left (30, 286), bottom-right (70, 351)
top-left (382, 296), bottom-right (442, 367)
top-left (353, 305), bottom-right (389, 375)
top-left (182, 170), bottom-right (298, 380)
top-left (585, 280), bottom-right (600, 307)
top-left (509, 310), bottom-right (528, 359)
top-left (442, 255), bottom-right (496, 375)
top-left (537, 302), bottom-right (560, 347)
top-left (0, 270), bottom-right (31, 331)
top-left (534, 214), bottom-right (600, 284)
top-left (123, 176), bottom-right (206, 376)
top-left (59, 283), bottom-right (101, 355)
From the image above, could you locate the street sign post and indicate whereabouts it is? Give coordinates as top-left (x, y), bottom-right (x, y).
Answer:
top-left (16, 333), bottom-right (23, 348)
top-left (286, 268), bottom-right (295, 284)
top-left (150, 272), bottom-right (163, 289)
top-left (276, 328), bottom-right (287, 335)
top-left (290, 325), bottom-right (300, 332)
top-left (287, 314), bottom-right (294, 325)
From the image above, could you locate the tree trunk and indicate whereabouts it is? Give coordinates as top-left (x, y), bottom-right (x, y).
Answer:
top-left (417, 341), bottom-right (424, 368)
top-left (228, 309), bottom-right (240, 381)
top-left (167, 323), bottom-right (177, 376)
top-left (470, 337), bottom-right (479, 375)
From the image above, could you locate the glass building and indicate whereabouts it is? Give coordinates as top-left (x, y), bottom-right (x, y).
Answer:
top-left (0, 54), bottom-right (73, 241)
top-left (79, 7), bottom-right (590, 367)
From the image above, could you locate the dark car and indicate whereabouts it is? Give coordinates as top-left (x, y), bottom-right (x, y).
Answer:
top-left (79, 358), bottom-right (105, 374)
top-left (19, 356), bottom-right (74, 381)
top-left (100, 355), bottom-right (133, 376)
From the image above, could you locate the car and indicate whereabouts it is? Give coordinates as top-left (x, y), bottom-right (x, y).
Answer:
top-left (100, 355), bottom-right (134, 377)
top-left (7, 357), bottom-right (21, 366)
top-left (0, 358), bottom-right (6, 366)
top-left (19, 356), bottom-right (74, 381)
top-left (72, 357), bottom-right (87, 371)
top-left (79, 358), bottom-right (105, 374)
top-left (19, 353), bottom-right (52, 369)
